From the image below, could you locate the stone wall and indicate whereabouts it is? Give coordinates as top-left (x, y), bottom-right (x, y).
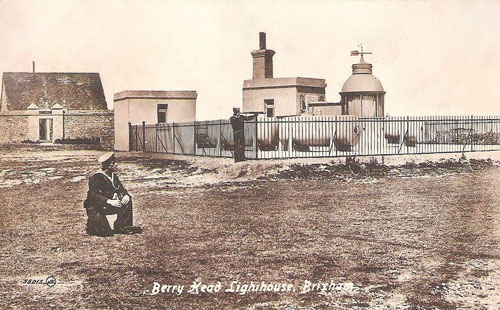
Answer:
top-left (0, 112), bottom-right (30, 143)
top-left (100, 125), bottom-right (115, 150)
top-left (63, 110), bottom-right (114, 149)
top-left (0, 110), bottom-right (114, 149)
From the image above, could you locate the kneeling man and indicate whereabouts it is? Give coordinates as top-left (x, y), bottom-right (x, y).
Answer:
top-left (84, 152), bottom-right (141, 236)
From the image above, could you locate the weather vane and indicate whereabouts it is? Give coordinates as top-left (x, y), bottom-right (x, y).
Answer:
top-left (350, 44), bottom-right (371, 62)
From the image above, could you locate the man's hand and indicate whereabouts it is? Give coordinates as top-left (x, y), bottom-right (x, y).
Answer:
top-left (107, 199), bottom-right (123, 208)
top-left (121, 195), bottom-right (130, 205)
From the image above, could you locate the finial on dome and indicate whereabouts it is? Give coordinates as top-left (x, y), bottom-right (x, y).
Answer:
top-left (350, 44), bottom-right (372, 64)
top-left (350, 45), bottom-right (373, 74)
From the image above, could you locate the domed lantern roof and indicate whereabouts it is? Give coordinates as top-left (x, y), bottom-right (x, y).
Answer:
top-left (341, 46), bottom-right (385, 93)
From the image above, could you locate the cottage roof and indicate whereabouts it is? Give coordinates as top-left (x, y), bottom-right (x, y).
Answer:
top-left (1, 72), bottom-right (107, 110)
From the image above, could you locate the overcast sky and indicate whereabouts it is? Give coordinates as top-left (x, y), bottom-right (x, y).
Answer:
top-left (0, 0), bottom-right (498, 120)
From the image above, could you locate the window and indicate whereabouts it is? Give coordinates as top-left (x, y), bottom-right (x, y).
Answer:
top-left (264, 99), bottom-right (274, 117)
top-left (157, 104), bottom-right (168, 123)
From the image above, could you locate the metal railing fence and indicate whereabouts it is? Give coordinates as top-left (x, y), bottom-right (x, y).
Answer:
top-left (129, 115), bottom-right (500, 159)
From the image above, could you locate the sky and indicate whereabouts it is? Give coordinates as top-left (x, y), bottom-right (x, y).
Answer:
top-left (0, 0), bottom-right (498, 120)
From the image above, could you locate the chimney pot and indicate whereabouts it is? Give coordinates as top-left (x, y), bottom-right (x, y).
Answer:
top-left (259, 32), bottom-right (266, 50)
top-left (251, 32), bottom-right (275, 79)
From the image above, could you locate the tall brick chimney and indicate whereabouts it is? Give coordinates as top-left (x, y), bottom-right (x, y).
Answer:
top-left (251, 32), bottom-right (275, 79)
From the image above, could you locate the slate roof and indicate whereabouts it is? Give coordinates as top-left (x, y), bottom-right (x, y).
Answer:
top-left (1, 72), bottom-right (107, 110)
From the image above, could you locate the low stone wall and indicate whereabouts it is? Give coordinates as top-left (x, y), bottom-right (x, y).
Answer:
top-left (0, 110), bottom-right (115, 149)
top-left (63, 110), bottom-right (114, 149)
top-left (0, 112), bottom-right (30, 144)
top-left (100, 125), bottom-right (115, 150)
top-left (63, 110), bottom-right (113, 138)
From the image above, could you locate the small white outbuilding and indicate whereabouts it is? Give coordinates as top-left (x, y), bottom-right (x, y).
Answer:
top-left (113, 90), bottom-right (197, 151)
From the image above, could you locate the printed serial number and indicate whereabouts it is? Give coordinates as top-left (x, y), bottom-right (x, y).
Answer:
top-left (22, 276), bottom-right (56, 287)
top-left (23, 279), bottom-right (45, 285)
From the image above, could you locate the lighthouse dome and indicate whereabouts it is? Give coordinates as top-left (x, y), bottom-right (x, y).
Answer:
top-left (341, 74), bottom-right (384, 93)
top-left (341, 56), bottom-right (384, 93)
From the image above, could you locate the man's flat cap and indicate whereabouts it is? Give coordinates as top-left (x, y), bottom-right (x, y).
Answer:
top-left (98, 152), bottom-right (115, 164)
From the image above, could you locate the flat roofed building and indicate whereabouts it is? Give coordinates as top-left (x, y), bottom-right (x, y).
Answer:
top-left (242, 33), bottom-right (331, 117)
top-left (243, 77), bottom-right (327, 116)
top-left (113, 90), bottom-right (197, 151)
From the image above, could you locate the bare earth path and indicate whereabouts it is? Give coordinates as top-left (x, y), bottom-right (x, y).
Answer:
top-left (1, 146), bottom-right (500, 309)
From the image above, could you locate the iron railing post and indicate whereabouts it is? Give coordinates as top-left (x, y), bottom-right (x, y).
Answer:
top-left (219, 119), bottom-right (222, 157)
top-left (128, 122), bottom-right (132, 151)
top-left (335, 116), bottom-right (338, 157)
top-left (406, 116), bottom-right (409, 154)
top-left (194, 121), bottom-right (197, 155)
top-left (155, 123), bottom-right (158, 153)
top-left (173, 122), bottom-right (176, 154)
top-left (142, 121), bottom-right (146, 152)
top-left (471, 115), bottom-right (474, 152)
top-left (135, 125), bottom-right (138, 151)
top-left (254, 115), bottom-right (258, 159)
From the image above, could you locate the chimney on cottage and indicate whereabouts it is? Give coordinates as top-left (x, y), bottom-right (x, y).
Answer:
top-left (251, 32), bottom-right (275, 79)
top-left (32, 61), bottom-right (35, 73)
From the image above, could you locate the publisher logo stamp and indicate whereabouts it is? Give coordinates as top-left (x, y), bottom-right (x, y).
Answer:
top-left (21, 276), bottom-right (57, 287)
top-left (45, 276), bottom-right (56, 287)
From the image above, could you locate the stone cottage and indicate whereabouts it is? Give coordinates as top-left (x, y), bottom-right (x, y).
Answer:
top-left (0, 72), bottom-right (114, 148)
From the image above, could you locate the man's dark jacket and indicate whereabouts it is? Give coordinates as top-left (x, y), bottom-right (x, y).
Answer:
top-left (84, 172), bottom-right (129, 212)
top-left (84, 172), bottom-right (132, 236)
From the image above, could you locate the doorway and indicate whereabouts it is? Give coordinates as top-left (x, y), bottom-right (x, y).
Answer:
top-left (39, 118), bottom-right (53, 141)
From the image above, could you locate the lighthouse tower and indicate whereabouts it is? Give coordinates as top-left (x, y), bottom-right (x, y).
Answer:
top-left (340, 46), bottom-right (385, 117)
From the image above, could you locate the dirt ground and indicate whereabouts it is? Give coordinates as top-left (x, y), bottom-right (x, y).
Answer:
top-left (1, 144), bottom-right (500, 309)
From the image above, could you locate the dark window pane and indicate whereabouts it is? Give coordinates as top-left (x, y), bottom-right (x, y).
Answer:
top-left (264, 99), bottom-right (274, 117)
top-left (158, 113), bottom-right (166, 123)
top-left (157, 104), bottom-right (168, 123)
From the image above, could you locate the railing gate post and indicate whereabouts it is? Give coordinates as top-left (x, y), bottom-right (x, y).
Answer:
top-left (155, 124), bottom-right (158, 153)
top-left (173, 122), bottom-right (176, 154)
top-left (254, 115), bottom-right (258, 159)
top-left (471, 115), bottom-right (474, 152)
top-left (128, 122), bottom-right (132, 151)
top-left (135, 125), bottom-right (138, 151)
top-left (335, 116), bottom-right (338, 157)
top-left (142, 121), bottom-right (146, 152)
top-left (219, 119), bottom-right (222, 157)
top-left (194, 121), bottom-right (197, 155)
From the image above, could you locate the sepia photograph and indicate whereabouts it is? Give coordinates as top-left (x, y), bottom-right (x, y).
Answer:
top-left (1, 0), bottom-right (500, 309)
